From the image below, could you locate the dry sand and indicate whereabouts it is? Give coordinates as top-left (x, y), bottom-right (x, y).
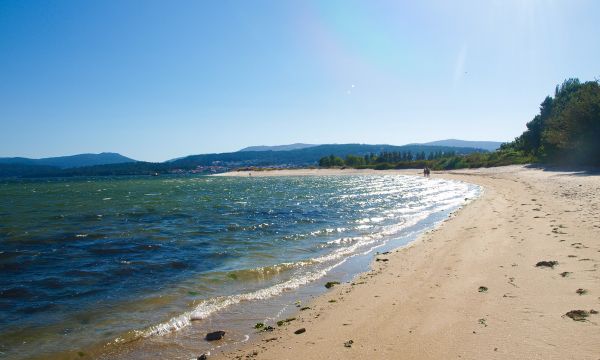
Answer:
top-left (210, 166), bottom-right (600, 359)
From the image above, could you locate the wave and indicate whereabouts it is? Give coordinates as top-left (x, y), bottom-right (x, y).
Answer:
top-left (119, 178), bottom-right (481, 342)
top-left (217, 260), bottom-right (317, 281)
top-left (137, 258), bottom-right (346, 337)
top-left (137, 182), bottom-right (479, 338)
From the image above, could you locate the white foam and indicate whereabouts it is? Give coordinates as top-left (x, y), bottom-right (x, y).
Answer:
top-left (137, 176), bottom-right (481, 338)
top-left (139, 259), bottom-right (348, 337)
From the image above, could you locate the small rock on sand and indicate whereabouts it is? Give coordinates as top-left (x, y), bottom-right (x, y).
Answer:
top-left (535, 260), bottom-right (558, 268)
top-left (564, 310), bottom-right (589, 321)
top-left (205, 331), bottom-right (226, 341)
top-left (325, 281), bottom-right (340, 289)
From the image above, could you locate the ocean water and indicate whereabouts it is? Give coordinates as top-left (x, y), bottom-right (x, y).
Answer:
top-left (0, 174), bottom-right (479, 359)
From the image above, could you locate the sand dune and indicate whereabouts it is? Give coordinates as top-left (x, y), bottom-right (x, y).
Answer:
top-left (212, 165), bottom-right (600, 359)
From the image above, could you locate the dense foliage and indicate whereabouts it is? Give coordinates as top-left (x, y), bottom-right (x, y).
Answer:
top-left (319, 150), bottom-right (463, 169)
top-left (318, 149), bottom-right (532, 170)
top-left (505, 79), bottom-right (600, 166)
top-left (320, 78), bottom-right (599, 170)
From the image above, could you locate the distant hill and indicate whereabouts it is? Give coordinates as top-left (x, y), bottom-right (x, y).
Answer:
top-left (0, 144), bottom-right (489, 178)
top-left (0, 152), bottom-right (136, 169)
top-left (420, 139), bottom-right (504, 151)
top-left (0, 163), bottom-right (62, 178)
top-left (238, 143), bottom-right (318, 152)
top-left (171, 143), bottom-right (487, 168)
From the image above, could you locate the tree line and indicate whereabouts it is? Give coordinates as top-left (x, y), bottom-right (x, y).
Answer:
top-left (503, 78), bottom-right (600, 166)
top-left (319, 150), bottom-right (458, 168)
top-left (320, 78), bottom-right (599, 170)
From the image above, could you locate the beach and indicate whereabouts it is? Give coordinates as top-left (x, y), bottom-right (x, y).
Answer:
top-left (211, 165), bottom-right (600, 359)
top-left (1, 169), bottom-right (479, 360)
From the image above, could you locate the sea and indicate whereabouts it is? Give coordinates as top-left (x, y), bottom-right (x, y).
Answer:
top-left (0, 174), bottom-right (480, 359)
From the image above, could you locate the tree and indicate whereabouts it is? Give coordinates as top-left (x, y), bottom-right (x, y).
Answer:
top-left (345, 155), bottom-right (365, 167)
top-left (505, 78), bottom-right (600, 166)
top-left (543, 81), bottom-right (600, 165)
top-left (319, 154), bottom-right (345, 167)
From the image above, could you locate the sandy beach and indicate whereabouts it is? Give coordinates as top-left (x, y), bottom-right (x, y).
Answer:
top-left (210, 165), bottom-right (600, 359)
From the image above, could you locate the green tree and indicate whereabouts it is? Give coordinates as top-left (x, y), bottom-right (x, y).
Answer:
top-left (505, 78), bottom-right (599, 166)
top-left (542, 81), bottom-right (600, 165)
top-left (345, 155), bottom-right (365, 167)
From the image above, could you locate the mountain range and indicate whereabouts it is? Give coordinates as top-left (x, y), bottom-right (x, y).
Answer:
top-left (238, 143), bottom-right (317, 152)
top-left (171, 143), bottom-right (488, 168)
top-left (237, 139), bottom-right (504, 153)
top-left (419, 139), bottom-right (503, 152)
top-left (0, 139), bottom-right (505, 177)
top-left (0, 152), bottom-right (135, 169)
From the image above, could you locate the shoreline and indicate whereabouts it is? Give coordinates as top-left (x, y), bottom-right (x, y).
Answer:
top-left (5, 171), bottom-right (474, 360)
top-left (208, 165), bottom-right (600, 359)
top-left (212, 168), bottom-right (426, 177)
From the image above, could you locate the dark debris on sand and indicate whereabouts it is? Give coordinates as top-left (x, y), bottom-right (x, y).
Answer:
top-left (535, 260), bottom-right (558, 268)
top-left (205, 330), bottom-right (226, 341)
top-left (564, 310), bottom-right (597, 321)
top-left (325, 281), bottom-right (340, 289)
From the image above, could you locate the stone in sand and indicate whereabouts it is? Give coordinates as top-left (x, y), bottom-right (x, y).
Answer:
top-left (325, 281), bottom-right (340, 289)
top-left (535, 260), bottom-right (558, 268)
top-left (294, 328), bottom-right (306, 334)
top-left (564, 310), bottom-right (589, 321)
top-left (576, 288), bottom-right (587, 295)
top-left (205, 330), bottom-right (226, 341)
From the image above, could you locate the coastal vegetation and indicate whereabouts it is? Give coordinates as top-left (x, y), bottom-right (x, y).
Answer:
top-left (318, 148), bottom-right (532, 170)
top-left (504, 78), bottom-right (600, 166)
top-left (319, 78), bottom-right (599, 170)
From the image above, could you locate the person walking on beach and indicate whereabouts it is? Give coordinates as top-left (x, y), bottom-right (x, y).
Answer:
top-left (423, 166), bottom-right (430, 178)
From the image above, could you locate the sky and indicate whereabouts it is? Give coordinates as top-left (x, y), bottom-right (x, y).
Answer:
top-left (1, 0), bottom-right (599, 162)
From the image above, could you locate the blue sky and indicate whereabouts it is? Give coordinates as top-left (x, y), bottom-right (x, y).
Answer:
top-left (1, 0), bottom-right (599, 162)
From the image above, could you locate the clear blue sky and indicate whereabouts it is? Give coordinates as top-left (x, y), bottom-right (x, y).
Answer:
top-left (1, 0), bottom-right (599, 162)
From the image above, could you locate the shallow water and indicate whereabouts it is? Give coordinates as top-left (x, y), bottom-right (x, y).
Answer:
top-left (0, 174), bottom-right (479, 359)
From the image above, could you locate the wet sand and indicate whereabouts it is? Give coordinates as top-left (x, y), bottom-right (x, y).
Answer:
top-left (209, 165), bottom-right (600, 359)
